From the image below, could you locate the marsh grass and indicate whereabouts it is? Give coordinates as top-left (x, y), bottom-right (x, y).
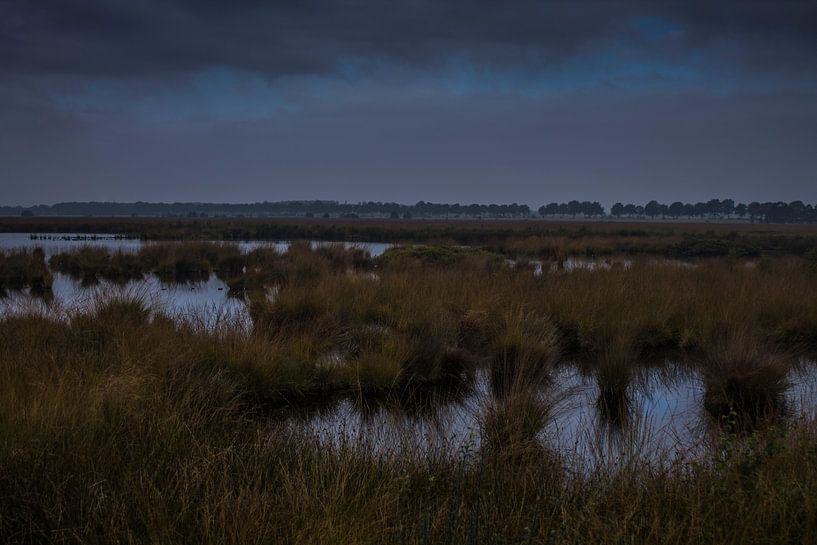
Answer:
top-left (0, 247), bottom-right (52, 295)
top-left (2, 305), bottom-right (817, 544)
top-left (8, 215), bottom-right (817, 259)
top-left (378, 244), bottom-right (504, 269)
top-left (480, 388), bottom-right (557, 463)
top-left (488, 310), bottom-right (560, 397)
top-left (142, 241), bottom-right (236, 283)
top-left (701, 329), bottom-right (791, 428)
top-left (49, 246), bottom-right (143, 284)
top-left (5, 242), bottom-right (817, 542)
top-left (804, 246), bottom-right (817, 273)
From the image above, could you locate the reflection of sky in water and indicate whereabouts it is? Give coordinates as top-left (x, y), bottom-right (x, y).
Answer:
top-left (786, 362), bottom-right (817, 420)
top-left (1, 233), bottom-right (143, 257)
top-left (0, 272), bottom-right (251, 329)
top-left (1, 233), bottom-right (390, 328)
top-left (543, 365), bottom-right (708, 470)
top-left (0, 233), bottom-right (392, 257)
top-left (302, 362), bottom-right (817, 472)
top-left (512, 258), bottom-right (696, 276)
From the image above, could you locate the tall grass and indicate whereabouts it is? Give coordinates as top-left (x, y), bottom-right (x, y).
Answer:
top-left (701, 329), bottom-right (791, 427)
top-left (4, 243), bottom-right (817, 542)
top-left (0, 247), bottom-right (52, 295)
top-left (49, 246), bottom-right (143, 284)
top-left (3, 302), bottom-right (817, 543)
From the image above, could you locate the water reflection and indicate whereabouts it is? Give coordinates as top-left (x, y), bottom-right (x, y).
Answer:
top-left (0, 272), bottom-right (251, 329)
top-left (294, 361), bottom-right (808, 472)
top-left (1, 233), bottom-right (392, 327)
top-left (0, 233), bottom-right (392, 258)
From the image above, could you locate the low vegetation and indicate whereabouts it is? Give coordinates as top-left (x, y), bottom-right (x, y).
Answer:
top-left (3, 231), bottom-right (817, 543)
top-left (0, 247), bottom-right (52, 295)
top-left (2, 297), bottom-right (817, 543)
top-left (701, 329), bottom-right (791, 427)
top-left (5, 215), bottom-right (817, 258)
top-left (49, 246), bottom-right (144, 284)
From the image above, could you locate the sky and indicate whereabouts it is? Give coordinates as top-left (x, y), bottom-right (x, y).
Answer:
top-left (1, 0), bottom-right (816, 207)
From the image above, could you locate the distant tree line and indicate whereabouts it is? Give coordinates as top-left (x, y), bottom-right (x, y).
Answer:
top-left (606, 199), bottom-right (817, 223)
top-left (537, 198), bottom-right (817, 223)
top-left (537, 201), bottom-right (605, 218)
top-left (2, 198), bottom-right (817, 223)
top-left (0, 200), bottom-right (532, 219)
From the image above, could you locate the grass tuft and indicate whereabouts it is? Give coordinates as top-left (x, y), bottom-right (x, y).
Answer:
top-left (702, 329), bottom-right (791, 428)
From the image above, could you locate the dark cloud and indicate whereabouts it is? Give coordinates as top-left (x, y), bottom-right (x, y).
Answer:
top-left (1, 0), bottom-right (816, 206)
top-left (1, 0), bottom-right (815, 79)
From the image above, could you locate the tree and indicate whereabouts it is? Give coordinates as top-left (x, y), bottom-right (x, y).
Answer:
top-left (706, 199), bottom-right (722, 218)
top-left (668, 201), bottom-right (684, 218)
top-left (748, 202), bottom-right (762, 222)
top-left (611, 202), bottom-right (624, 217)
top-left (588, 202), bottom-right (604, 217)
top-left (644, 200), bottom-right (661, 219)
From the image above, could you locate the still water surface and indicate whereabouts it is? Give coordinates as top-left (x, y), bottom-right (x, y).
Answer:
top-left (0, 233), bottom-right (389, 323)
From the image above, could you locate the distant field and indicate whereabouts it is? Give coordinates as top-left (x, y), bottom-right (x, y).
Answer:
top-left (3, 216), bottom-right (817, 259)
top-left (5, 215), bottom-right (817, 234)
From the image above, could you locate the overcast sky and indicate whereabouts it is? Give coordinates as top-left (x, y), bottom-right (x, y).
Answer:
top-left (1, 0), bottom-right (816, 207)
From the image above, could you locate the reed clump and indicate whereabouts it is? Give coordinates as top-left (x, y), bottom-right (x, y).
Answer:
top-left (480, 389), bottom-right (557, 464)
top-left (140, 241), bottom-right (242, 282)
top-left (489, 310), bottom-right (560, 396)
top-left (701, 329), bottom-right (791, 427)
top-left (0, 248), bottom-right (52, 295)
top-left (378, 244), bottom-right (504, 270)
top-left (222, 242), bottom-right (374, 294)
top-left (593, 340), bottom-right (639, 428)
top-left (49, 246), bottom-right (143, 284)
top-left (48, 242), bottom-right (245, 285)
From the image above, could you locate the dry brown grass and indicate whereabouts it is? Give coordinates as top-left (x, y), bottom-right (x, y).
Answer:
top-left (701, 328), bottom-right (791, 426)
top-left (3, 243), bottom-right (817, 543)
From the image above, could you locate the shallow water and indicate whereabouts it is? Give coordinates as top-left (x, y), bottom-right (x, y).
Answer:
top-left (1, 233), bottom-right (391, 325)
top-left (1, 233), bottom-right (143, 256)
top-left (297, 361), bottom-right (817, 471)
top-left (0, 232), bottom-right (392, 257)
top-left (512, 257), bottom-right (696, 276)
top-left (0, 272), bottom-right (251, 328)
